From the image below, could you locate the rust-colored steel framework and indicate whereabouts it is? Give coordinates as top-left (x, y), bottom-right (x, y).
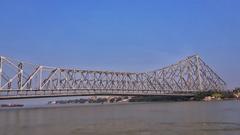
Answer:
top-left (0, 55), bottom-right (226, 99)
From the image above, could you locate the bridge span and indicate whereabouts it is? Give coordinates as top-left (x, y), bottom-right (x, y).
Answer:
top-left (0, 55), bottom-right (225, 99)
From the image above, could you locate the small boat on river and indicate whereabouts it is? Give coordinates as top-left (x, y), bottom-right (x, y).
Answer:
top-left (1, 104), bottom-right (24, 108)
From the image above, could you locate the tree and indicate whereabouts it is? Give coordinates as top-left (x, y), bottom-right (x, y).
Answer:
top-left (234, 87), bottom-right (240, 93)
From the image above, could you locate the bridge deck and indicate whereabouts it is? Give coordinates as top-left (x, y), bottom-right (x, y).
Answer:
top-left (0, 89), bottom-right (196, 99)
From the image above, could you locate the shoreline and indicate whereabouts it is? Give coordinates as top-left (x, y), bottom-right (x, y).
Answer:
top-left (0, 98), bottom-right (238, 110)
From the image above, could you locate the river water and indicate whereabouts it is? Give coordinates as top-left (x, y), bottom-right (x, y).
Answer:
top-left (0, 100), bottom-right (240, 135)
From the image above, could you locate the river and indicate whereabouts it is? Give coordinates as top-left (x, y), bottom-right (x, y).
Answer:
top-left (0, 100), bottom-right (240, 135)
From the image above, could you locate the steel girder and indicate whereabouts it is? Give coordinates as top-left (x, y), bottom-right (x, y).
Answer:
top-left (0, 55), bottom-right (226, 98)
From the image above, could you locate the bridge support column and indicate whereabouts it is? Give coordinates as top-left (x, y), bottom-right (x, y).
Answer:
top-left (18, 62), bottom-right (23, 90)
top-left (39, 66), bottom-right (42, 90)
top-left (0, 56), bottom-right (2, 90)
top-left (196, 55), bottom-right (203, 91)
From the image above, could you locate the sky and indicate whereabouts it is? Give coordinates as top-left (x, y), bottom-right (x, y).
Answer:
top-left (0, 0), bottom-right (239, 89)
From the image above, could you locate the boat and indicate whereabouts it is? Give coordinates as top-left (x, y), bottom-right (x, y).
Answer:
top-left (1, 104), bottom-right (24, 108)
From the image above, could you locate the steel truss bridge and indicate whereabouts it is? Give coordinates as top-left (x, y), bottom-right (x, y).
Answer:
top-left (0, 55), bottom-right (225, 99)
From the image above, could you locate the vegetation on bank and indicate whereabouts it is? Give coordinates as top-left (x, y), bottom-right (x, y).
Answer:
top-left (128, 96), bottom-right (191, 102)
top-left (194, 88), bottom-right (240, 101)
top-left (130, 88), bottom-right (240, 102)
top-left (48, 88), bottom-right (240, 105)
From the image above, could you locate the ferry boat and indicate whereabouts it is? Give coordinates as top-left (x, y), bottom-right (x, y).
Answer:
top-left (1, 104), bottom-right (24, 108)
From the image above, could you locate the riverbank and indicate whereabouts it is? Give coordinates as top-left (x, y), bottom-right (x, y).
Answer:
top-left (47, 96), bottom-right (131, 105)
top-left (47, 91), bottom-right (240, 105)
top-left (1, 91), bottom-right (239, 108)
top-left (194, 91), bottom-right (240, 101)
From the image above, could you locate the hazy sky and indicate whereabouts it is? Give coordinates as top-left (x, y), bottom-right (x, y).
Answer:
top-left (0, 0), bottom-right (239, 88)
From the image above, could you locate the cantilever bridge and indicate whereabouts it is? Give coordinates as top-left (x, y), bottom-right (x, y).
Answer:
top-left (0, 55), bottom-right (225, 99)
